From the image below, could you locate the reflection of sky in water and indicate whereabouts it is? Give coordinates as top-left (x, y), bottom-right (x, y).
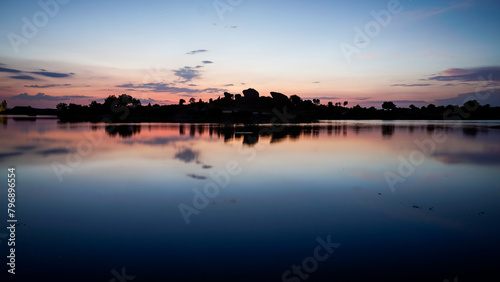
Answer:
top-left (1, 118), bottom-right (500, 281)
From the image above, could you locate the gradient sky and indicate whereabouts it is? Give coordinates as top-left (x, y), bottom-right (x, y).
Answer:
top-left (1, 0), bottom-right (500, 108)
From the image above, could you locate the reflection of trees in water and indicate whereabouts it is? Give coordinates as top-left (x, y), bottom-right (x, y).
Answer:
top-left (0, 117), bottom-right (7, 127)
top-left (381, 125), bottom-right (395, 139)
top-left (463, 126), bottom-right (479, 138)
top-left (105, 125), bottom-right (141, 138)
top-left (100, 123), bottom-right (494, 145)
top-left (190, 124), bottom-right (196, 137)
top-left (243, 134), bottom-right (259, 146)
top-left (172, 124), bottom-right (404, 144)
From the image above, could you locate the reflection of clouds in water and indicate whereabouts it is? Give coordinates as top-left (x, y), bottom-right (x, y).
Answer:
top-left (29, 138), bottom-right (73, 146)
top-left (433, 151), bottom-right (500, 165)
top-left (121, 136), bottom-right (192, 146)
top-left (14, 145), bottom-right (37, 151)
top-left (37, 148), bottom-right (73, 156)
top-left (0, 152), bottom-right (23, 160)
top-left (187, 174), bottom-right (207, 180)
top-left (174, 148), bottom-right (199, 163)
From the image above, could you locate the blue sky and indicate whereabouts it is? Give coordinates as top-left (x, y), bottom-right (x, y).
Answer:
top-left (1, 0), bottom-right (499, 108)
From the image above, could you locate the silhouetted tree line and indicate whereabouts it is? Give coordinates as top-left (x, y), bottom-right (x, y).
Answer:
top-left (54, 89), bottom-right (500, 122)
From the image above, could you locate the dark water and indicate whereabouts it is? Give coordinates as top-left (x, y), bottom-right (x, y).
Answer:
top-left (1, 117), bottom-right (500, 281)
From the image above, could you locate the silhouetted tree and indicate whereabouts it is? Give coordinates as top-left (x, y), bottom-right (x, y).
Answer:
top-left (243, 88), bottom-right (259, 100)
top-left (313, 99), bottom-right (320, 105)
top-left (409, 104), bottom-right (417, 110)
top-left (382, 101), bottom-right (397, 111)
top-left (116, 94), bottom-right (140, 108)
top-left (103, 95), bottom-right (118, 109)
top-left (270, 92), bottom-right (289, 103)
top-left (328, 101), bottom-right (333, 108)
top-left (343, 101), bottom-right (348, 107)
top-left (56, 103), bottom-right (68, 111)
top-left (189, 97), bottom-right (196, 104)
top-left (0, 100), bottom-right (7, 112)
top-left (464, 100), bottom-right (480, 112)
top-left (290, 95), bottom-right (302, 106)
top-left (179, 99), bottom-right (186, 105)
top-left (223, 92), bottom-right (234, 100)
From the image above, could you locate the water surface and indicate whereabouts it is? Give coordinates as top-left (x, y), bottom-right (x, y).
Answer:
top-left (1, 117), bottom-right (500, 281)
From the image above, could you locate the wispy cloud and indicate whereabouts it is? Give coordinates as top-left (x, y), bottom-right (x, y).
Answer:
top-left (405, 1), bottom-right (473, 20)
top-left (203, 88), bottom-right (227, 93)
top-left (10, 75), bottom-right (37, 80)
top-left (116, 83), bottom-right (226, 94)
top-left (303, 96), bottom-right (340, 100)
top-left (391, 83), bottom-right (432, 87)
top-left (187, 49), bottom-right (208, 55)
top-left (1, 64), bottom-right (74, 79)
top-left (0, 66), bottom-right (22, 73)
top-left (434, 89), bottom-right (500, 105)
top-left (428, 67), bottom-right (500, 82)
top-left (173, 66), bottom-right (201, 83)
top-left (30, 71), bottom-right (73, 78)
top-left (11, 92), bottom-right (90, 101)
top-left (24, 84), bottom-right (72, 88)
top-left (202, 61), bottom-right (213, 64)
top-left (223, 84), bottom-right (234, 87)
top-left (139, 97), bottom-right (170, 104)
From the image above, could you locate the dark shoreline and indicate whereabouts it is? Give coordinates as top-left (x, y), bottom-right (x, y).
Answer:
top-left (2, 93), bottom-right (500, 123)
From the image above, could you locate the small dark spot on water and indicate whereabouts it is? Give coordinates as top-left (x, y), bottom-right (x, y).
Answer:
top-left (187, 174), bottom-right (207, 180)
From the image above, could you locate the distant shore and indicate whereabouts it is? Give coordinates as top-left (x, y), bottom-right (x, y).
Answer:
top-left (2, 91), bottom-right (500, 123)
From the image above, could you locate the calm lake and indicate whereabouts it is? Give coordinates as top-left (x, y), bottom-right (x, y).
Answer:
top-left (1, 117), bottom-right (500, 281)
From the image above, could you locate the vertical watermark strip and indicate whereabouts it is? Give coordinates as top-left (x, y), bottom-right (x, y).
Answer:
top-left (6, 167), bottom-right (17, 275)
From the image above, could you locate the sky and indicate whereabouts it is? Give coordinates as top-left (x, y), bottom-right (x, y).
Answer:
top-left (0, 0), bottom-right (500, 108)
